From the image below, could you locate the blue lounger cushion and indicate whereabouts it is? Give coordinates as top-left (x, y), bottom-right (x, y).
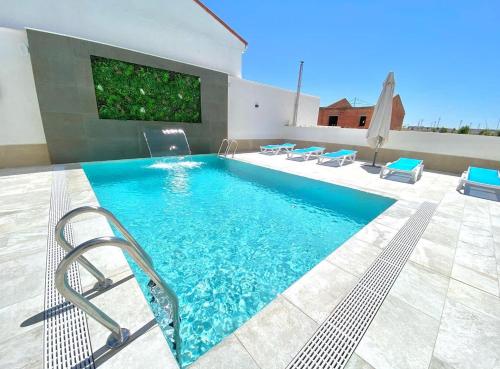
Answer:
top-left (292, 146), bottom-right (325, 153)
top-left (468, 167), bottom-right (500, 186)
top-left (321, 149), bottom-right (357, 158)
top-left (387, 158), bottom-right (423, 171)
top-left (261, 143), bottom-right (295, 149)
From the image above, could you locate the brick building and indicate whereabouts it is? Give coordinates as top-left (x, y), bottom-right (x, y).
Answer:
top-left (317, 95), bottom-right (405, 130)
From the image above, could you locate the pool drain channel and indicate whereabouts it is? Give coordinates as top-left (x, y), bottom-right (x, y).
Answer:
top-left (44, 169), bottom-right (95, 369)
top-left (286, 201), bottom-right (437, 369)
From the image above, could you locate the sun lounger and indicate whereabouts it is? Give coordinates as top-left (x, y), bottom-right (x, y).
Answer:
top-left (287, 146), bottom-right (325, 161)
top-left (457, 166), bottom-right (500, 192)
top-left (318, 149), bottom-right (357, 166)
top-left (260, 143), bottom-right (296, 154)
top-left (380, 157), bottom-right (424, 183)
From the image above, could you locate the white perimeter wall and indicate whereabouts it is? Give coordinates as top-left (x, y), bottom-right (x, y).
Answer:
top-left (0, 28), bottom-right (46, 145)
top-left (0, 0), bottom-right (245, 77)
top-left (227, 79), bottom-right (499, 162)
top-left (228, 77), bottom-right (320, 139)
top-left (284, 126), bottom-right (500, 162)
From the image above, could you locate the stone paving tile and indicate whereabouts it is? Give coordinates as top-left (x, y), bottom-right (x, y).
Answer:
top-left (410, 238), bottom-right (456, 277)
top-left (344, 353), bottom-right (375, 369)
top-left (0, 249), bottom-right (46, 309)
top-left (421, 222), bottom-right (459, 248)
top-left (0, 294), bottom-right (44, 344)
top-left (0, 236), bottom-right (7, 249)
top-left (0, 324), bottom-right (43, 369)
top-left (452, 240), bottom-right (499, 296)
top-left (235, 296), bottom-right (318, 369)
top-left (495, 240), bottom-right (500, 295)
top-left (15, 207), bottom-right (50, 230)
top-left (0, 207), bottom-right (48, 235)
top-left (389, 261), bottom-right (449, 320)
top-left (431, 280), bottom-right (500, 369)
top-left (0, 213), bottom-right (18, 235)
top-left (190, 335), bottom-right (259, 369)
top-left (0, 231), bottom-right (47, 263)
top-left (492, 224), bottom-right (500, 243)
top-left (0, 189), bottom-right (51, 213)
top-left (95, 326), bottom-right (178, 369)
top-left (374, 203), bottom-right (417, 231)
top-left (355, 295), bottom-right (440, 369)
top-left (327, 238), bottom-right (381, 277)
top-left (283, 260), bottom-right (358, 323)
top-left (447, 279), bottom-right (500, 319)
top-left (352, 221), bottom-right (398, 249)
top-left (429, 211), bottom-right (462, 231)
top-left (459, 224), bottom-right (494, 246)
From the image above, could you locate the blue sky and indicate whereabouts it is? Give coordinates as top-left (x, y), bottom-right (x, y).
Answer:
top-left (203, 0), bottom-right (500, 128)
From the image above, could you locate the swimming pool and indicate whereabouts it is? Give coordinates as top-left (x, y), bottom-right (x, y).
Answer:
top-left (82, 155), bottom-right (395, 365)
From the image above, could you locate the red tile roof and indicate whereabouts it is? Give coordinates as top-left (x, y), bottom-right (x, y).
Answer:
top-left (193, 0), bottom-right (248, 46)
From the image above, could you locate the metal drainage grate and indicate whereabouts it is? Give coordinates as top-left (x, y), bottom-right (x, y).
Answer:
top-left (43, 169), bottom-right (95, 369)
top-left (287, 202), bottom-right (437, 369)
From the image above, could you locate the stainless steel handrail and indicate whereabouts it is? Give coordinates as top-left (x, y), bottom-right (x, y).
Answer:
top-left (217, 138), bottom-right (229, 156)
top-left (227, 139), bottom-right (238, 158)
top-left (54, 207), bottom-right (182, 365)
top-left (55, 207), bottom-right (112, 290)
top-left (217, 138), bottom-right (238, 158)
top-left (55, 206), bottom-right (151, 290)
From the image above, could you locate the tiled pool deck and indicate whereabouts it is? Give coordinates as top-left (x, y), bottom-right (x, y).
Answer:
top-left (1, 153), bottom-right (499, 369)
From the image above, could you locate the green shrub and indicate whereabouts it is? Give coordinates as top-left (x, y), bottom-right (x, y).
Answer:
top-left (438, 127), bottom-right (448, 133)
top-left (90, 56), bottom-right (201, 123)
top-left (479, 129), bottom-right (493, 136)
top-left (457, 125), bottom-right (470, 134)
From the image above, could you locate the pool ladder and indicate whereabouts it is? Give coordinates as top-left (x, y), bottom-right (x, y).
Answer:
top-left (218, 138), bottom-right (238, 158)
top-left (54, 206), bottom-right (182, 366)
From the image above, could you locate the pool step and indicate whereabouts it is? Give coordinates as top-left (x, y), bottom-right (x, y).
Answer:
top-left (148, 280), bottom-right (178, 350)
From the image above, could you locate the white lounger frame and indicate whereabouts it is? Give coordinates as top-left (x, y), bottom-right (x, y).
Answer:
top-left (456, 167), bottom-right (500, 192)
top-left (260, 144), bottom-right (295, 155)
top-left (380, 161), bottom-right (424, 183)
top-left (287, 148), bottom-right (325, 161)
top-left (317, 151), bottom-right (357, 166)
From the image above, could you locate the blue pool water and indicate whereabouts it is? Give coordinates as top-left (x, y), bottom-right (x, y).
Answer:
top-left (82, 155), bottom-right (394, 365)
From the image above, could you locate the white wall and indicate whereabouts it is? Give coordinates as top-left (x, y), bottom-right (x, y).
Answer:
top-left (283, 126), bottom-right (500, 161)
top-left (0, 28), bottom-right (46, 145)
top-left (0, 0), bottom-right (246, 77)
top-left (228, 77), bottom-right (320, 139)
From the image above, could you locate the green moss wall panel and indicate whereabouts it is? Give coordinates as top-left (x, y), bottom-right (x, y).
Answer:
top-left (91, 56), bottom-right (202, 123)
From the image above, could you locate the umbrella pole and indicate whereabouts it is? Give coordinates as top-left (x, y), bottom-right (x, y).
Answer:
top-left (371, 137), bottom-right (382, 166)
top-left (372, 149), bottom-right (379, 166)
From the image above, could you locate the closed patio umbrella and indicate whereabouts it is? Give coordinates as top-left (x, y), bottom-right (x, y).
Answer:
top-left (366, 72), bottom-right (395, 166)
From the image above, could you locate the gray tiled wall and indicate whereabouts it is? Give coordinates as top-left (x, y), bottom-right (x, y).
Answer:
top-left (27, 29), bottom-right (228, 164)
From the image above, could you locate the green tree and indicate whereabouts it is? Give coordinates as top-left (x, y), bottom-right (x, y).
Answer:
top-left (439, 127), bottom-right (448, 133)
top-left (457, 125), bottom-right (470, 134)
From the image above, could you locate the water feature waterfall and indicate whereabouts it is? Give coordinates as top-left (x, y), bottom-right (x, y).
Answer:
top-left (143, 128), bottom-right (191, 157)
